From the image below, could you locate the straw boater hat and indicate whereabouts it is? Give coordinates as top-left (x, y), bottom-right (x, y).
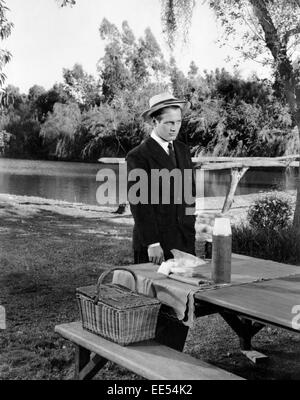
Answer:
top-left (141, 92), bottom-right (187, 121)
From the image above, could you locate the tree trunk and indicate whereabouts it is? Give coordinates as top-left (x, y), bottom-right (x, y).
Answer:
top-left (249, 0), bottom-right (300, 230)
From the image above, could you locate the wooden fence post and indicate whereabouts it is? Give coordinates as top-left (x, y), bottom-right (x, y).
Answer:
top-left (222, 167), bottom-right (249, 214)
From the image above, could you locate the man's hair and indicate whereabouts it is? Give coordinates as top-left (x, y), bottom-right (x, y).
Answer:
top-left (151, 105), bottom-right (182, 122)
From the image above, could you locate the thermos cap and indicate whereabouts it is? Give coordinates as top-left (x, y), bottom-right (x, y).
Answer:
top-left (213, 217), bottom-right (232, 236)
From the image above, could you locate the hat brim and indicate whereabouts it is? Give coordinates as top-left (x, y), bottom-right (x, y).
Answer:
top-left (141, 100), bottom-right (187, 120)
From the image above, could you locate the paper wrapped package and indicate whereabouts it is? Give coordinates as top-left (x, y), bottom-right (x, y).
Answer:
top-left (158, 249), bottom-right (207, 278)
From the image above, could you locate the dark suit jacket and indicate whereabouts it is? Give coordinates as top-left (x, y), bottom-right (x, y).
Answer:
top-left (126, 136), bottom-right (196, 259)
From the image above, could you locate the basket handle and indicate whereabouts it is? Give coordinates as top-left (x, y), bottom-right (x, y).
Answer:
top-left (94, 267), bottom-right (138, 304)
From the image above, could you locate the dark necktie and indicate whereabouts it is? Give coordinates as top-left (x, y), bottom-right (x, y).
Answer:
top-left (168, 142), bottom-right (177, 167)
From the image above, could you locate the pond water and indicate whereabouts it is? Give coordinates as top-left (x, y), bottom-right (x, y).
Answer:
top-left (0, 158), bottom-right (298, 206)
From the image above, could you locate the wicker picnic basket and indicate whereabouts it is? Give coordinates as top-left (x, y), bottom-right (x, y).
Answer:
top-left (76, 268), bottom-right (161, 346)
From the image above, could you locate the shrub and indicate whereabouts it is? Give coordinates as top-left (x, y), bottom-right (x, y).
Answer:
top-left (247, 192), bottom-right (293, 231)
top-left (232, 223), bottom-right (300, 265)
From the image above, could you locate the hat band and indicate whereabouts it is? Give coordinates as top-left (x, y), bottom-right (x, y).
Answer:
top-left (148, 101), bottom-right (185, 113)
top-left (150, 97), bottom-right (181, 108)
top-left (141, 99), bottom-right (187, 119)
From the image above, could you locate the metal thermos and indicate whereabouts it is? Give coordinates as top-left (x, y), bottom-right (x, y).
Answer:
top-left (212, 218), bottom-right (232, 284)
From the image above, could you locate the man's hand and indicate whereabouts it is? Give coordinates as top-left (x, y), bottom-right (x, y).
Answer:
top-left (148, 245), bottom-right (164, 265)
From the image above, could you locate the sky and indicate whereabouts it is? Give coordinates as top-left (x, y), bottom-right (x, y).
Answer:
top-left (4, 0), bottom-right (271, 94)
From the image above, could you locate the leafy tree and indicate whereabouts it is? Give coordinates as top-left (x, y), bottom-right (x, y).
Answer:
top-left (0, 85), bottom-right (41, 158)
top-left (98, 19), bottom-right (131, 103)
top-left (203, 68), bottom-right (275, 108)
top-left (181, 69), bottom-right (294, 156)
top-left (138, 28), bottom-right (168, 82)
top-left (40, 102), bottom-right (81, 159)
top-left (62, 63), bottom-right (101, 109)
top-left (169, 56), bottom-right (189, 97)
top-left (27, 85), bottom-right (47, 121)
top-left (34, 85), bottom-right (70, 122)
top-left (79, 82), bottom-right (171, 160)
top-left (188, 61), bottom-right (198, 79)
top-left (80, 105), bottom-right (124, 159)
top-left (80, 96), bottom-right (145, 160)
top-left (4, 100), bottom-right (44, 159)
top-left (98, 18), bottom-right (169, 102)
top-left (0, 129), bottom-right (11, 155)
top-left (28, 85), bottom-right (46, 103)
top-left (160, 0), bottom-right (300, 228)
top-left (2, 84), bottom-right (24, 109)
top-left (0, 0), bottom-right (13, 90)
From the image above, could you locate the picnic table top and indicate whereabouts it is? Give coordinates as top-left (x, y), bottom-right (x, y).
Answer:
top-left (192, 254), bottom-right (300, 331)
top-left (117, 254), bottom-right (300, 328)
top-left (195, 274), bottom-right (300, 331)
top-left (193, 253), bottom-right (300, 284)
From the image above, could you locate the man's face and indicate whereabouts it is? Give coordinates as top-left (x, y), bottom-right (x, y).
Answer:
top-left (154, 107), bottom-right (182, 142)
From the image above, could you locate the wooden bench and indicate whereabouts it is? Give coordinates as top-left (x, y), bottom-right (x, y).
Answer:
top-left (55, 322), bottom-right (244, 380)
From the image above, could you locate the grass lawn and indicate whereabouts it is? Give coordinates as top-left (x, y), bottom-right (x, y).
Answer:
top-left (0, 194), bottom-right (299, 380)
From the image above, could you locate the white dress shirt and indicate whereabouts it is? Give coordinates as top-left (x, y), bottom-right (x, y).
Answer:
top-left (151, 131), bottom-right (172, 154)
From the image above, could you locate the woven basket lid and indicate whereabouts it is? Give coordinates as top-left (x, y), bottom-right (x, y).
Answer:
top-left (76, 283), bottom-right (160, 311)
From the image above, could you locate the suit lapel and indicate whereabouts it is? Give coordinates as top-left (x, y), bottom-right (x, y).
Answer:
top-left (145, 137), bottom-right (175, 170)
top-left (173, 140), bottom-right (186, 171)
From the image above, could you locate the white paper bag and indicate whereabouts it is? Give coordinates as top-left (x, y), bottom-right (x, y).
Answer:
top-left (157, 249), bottom-right (207, 277)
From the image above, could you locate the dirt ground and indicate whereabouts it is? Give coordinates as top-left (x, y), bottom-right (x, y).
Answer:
top-left (0, 193), bottom-right (299, 380)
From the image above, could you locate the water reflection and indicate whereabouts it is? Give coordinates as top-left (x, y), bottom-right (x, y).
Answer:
top-left (204, 168), bottom-right (298, 197)
top-left (0, 158), bottom-right (298, 206)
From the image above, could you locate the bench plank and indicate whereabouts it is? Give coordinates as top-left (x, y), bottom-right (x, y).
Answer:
top-left (55, 322), bottom-right (243, 380)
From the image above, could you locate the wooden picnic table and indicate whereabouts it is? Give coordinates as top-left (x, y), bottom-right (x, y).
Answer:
top-left (116, 254), bottom-right (300, 359)
top-left (55, 254), bottom-right (300, 378)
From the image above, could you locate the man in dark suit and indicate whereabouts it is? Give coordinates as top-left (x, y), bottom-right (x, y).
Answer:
top-left (126, 92), bottom-right (196, 266)
top-left (126, 93), bottom-right (196, 351)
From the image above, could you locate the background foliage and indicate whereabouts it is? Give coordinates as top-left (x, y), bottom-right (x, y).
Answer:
top-left (0, 17), bottom-right (298, 161)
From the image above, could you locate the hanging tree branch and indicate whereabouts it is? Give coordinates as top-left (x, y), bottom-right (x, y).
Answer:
top-left (283, 26), bottom-right (300, 45)
top-left (160, 0), bottom-right (196, 49)
top-left (0, 0), bottom-right (13, 104)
